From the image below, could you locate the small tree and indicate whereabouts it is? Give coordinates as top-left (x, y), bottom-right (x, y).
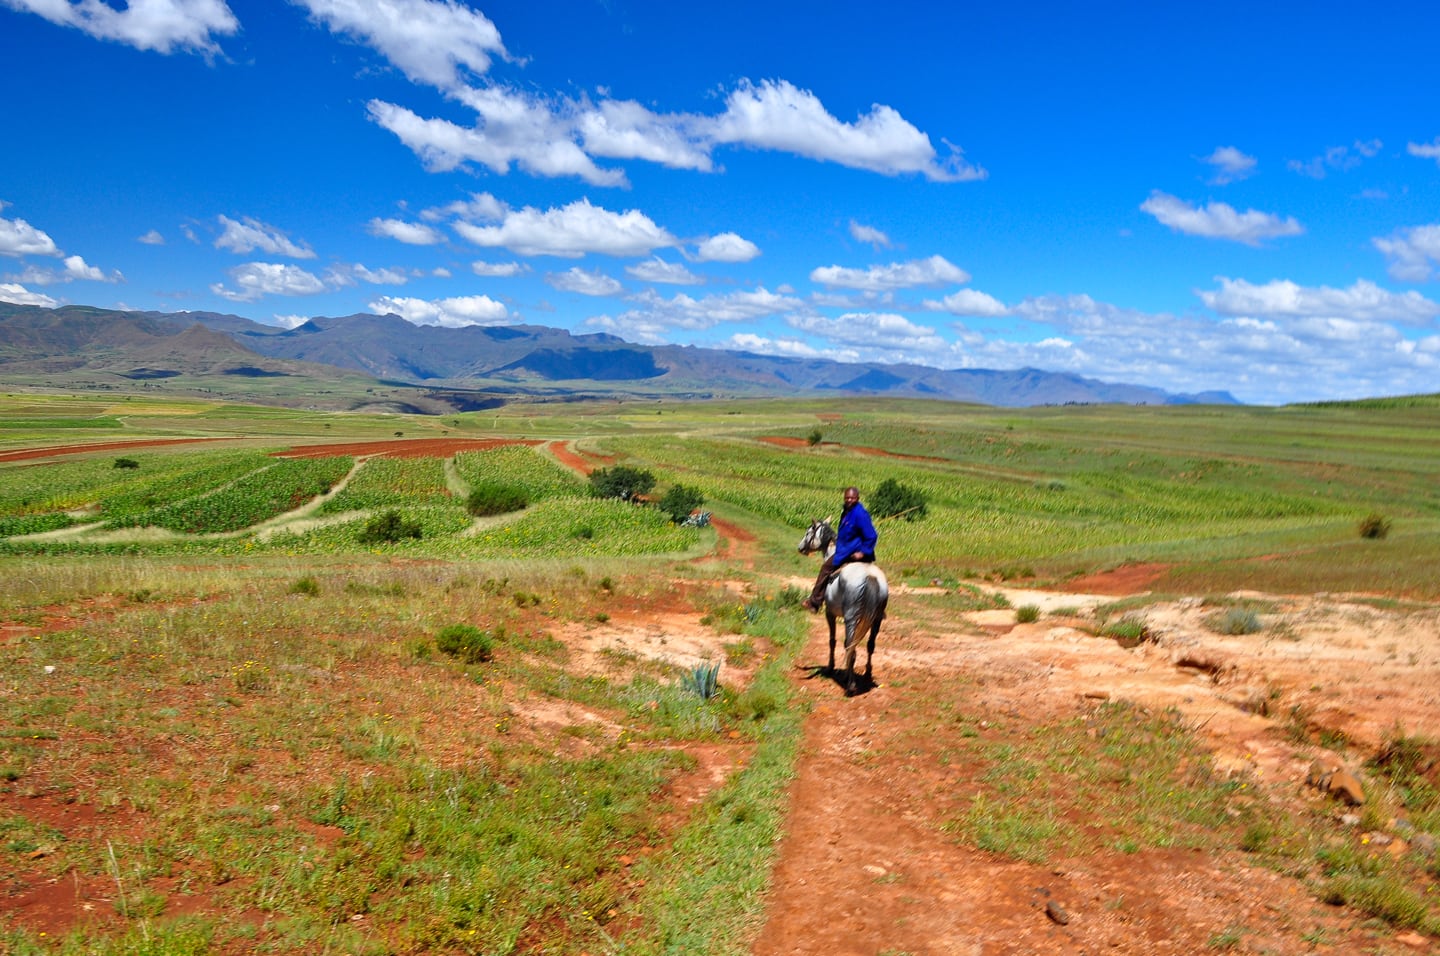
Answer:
top-left (806, 428), bottom-right (823, 447)
top-left (589, 465), bottom-right (655, 500)
top-left (657, 484), bottom-right (705, 524)
top-left (466, 482), bottom-right (528, 516)
top-left (870, 478), bottom-right (928, 521)
top-left (358, 509), bottom-right (422, 544)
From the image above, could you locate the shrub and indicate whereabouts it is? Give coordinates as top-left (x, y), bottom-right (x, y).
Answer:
top-left (1210, 607), bottom-right (1262, 635)
top-left (112, 457), bottom-right (140, 469)
top-left (1102, 615), bottom-right (1150, 648)
top-left (1015, 604), bottom-right (1041, 624)
top-left (806, 428), bottom-right (823, 446)
top-left (870, 478), bottom-right (928, 521)
top-left (435, 623), bottom-right (495, 663)
top-left (466, 482), bottom-right (528, 517)
top-left (289, 575), bottom-right (321, 597)
top-left (589, 465), bottom-right (655, 500)
top-left (357, 509), bottom-right (422, 544)
top-left (1358, 513), bottom-right (1391, 539)
top-left (657, 484), bottom-right (705, 524)
top-left (681, 661), bottom-right (721, 699)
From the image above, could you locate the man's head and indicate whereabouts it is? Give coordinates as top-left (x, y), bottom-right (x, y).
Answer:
top-left (843, 486), bottom-right (860, 508)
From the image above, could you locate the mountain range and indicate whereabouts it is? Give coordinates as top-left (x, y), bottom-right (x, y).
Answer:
top-left (0, 303), bottom-right (1238, 412)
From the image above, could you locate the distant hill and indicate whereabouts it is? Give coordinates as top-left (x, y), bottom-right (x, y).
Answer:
top-left (0, 303), bottom-right (1239, 410)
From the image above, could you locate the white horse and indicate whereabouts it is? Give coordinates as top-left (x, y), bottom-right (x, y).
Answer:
top-left (797, 519), bottom-right (888, 696)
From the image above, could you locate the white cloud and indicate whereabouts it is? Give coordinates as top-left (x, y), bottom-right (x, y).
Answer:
top-left (367, 94), bottom-right (628, 187)
top-left (625, 257), bottom-right (702, 285)
top-left (0, 282), bottom-right (59, 307)
top-left (1373, 225), bottom-right (1440, 283)
top-left (849, 220), bottom-right (891, 248)
top-left (471, 260), bottom-right (526, 277)
top-left (0, 213), bottom-right (61, 257)
top-left (272, 314), bottom-right (311, 329)
top-left (211, 262), bottom-right (328, 302)
top-left (786, 311), bottom-right (947, 354)
top-left (707, 79), bottom-right (985, 182)
top-left (811, 254), bottom-right (968, 291)
top-left (451, 197), bottom-right (678, 258)
top-left (294, 0), bottom-right (505, 90)
top-left (584, 286), bottom-right (800, 342)
top-left (1199, 277), bottom-right (1440, 323)
top-left (1288, 139), bottom-right (1383, 178)
top-left (214, 215), bottom-right (315, 259)
top-left (10, 254), bottom-right (121, 285)
top-left (726, 332), bottom-right (825, 359)
top-left (367, 217), bottom-right (444, 245)
top-left (1201, 146), bottom-right (1256, 184)
top-left (1140, 191), bottom-right (1303, 246)
top-left (577, 98), bottom-right (713, 171)
top-left (924, 288), bottom-right (1009, 317)
top-left (694, 232), bottom-right (760, 263)
top-left (423, 192), bottom-right (506, 223)
top-left (370, 293), bottom-right (510, 327)
top-left (345, 263), bottom-right (409, 285)
top-left (1408, 137), bottom-right (1440, 165)
top-left (138, 229), bottom-right (165, 245)
top-left (3, 0), bottom-right (239, 54)
top-left (546, 267), bottom-right (622, 297)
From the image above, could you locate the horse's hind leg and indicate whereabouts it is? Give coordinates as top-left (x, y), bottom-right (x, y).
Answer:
top-left (826, 616), bottom-right (837, 674)
top-left (844, 645), bottom-right (859, 696)
top-left (863, 621), bottom-right (880, 681)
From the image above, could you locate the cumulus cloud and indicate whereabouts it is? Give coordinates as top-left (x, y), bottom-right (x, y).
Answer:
top-left (1200, 277), bottom-right (1440, 324)
top-left (1373, 225), bottom-right (1440, 283)
top-left (546, 266), bottom-right (622, 296)
top-left (214, 215), bottom-right (315, 259)
top-left (367, 217), bottom-right (444, 245)
top-left (625, 257), bottom-right (702, 285)
top-left (726, 332), bottom-right (826, 359)
top-left (811, 255), bottom-right (968, 291)
top-left (295, 0), bottom-right (505, 90)
top-left (344, 263), bottom-right (409, 285)
top-left (471, 260), bottom-right (526, 277)
top-left (370, 293), bottom-right (510, 327)
top-left (0, 212), bottom-right (61, 257)
top-left (707, 79), bottom-right (985, 182)
top-left (924, 288), bottom-right (1009, 317)
top-left (138, 229), bottom-right (165, 245)
top-left (2, 0), bottom-right (239, 55)
top-left (0, 282), bottom-right (59, 307)
top-left (451, 197), bottom-right (678, 258)
top-left (210, 262), bottom-right (327, 302)
top-left (849, 220), bottom-right (891, 248)
top-left (367, 94), bottom-right (628, 187)
top-left (1140, 191), bottom-right (1303, 246)
top-left (423, 192), bottom-right (507, 223)
top-left (786, 311), bottom-right (948, 354)
top-left (1409, 137), bottom-right (1440, 165)
top-left (372, 74), bottom-right (981, 187)
top-left (1288, 139), bottom-right (1383, 179)
top-left (1201, 146), bottom-right (1256, 184)
top-left (694, 232), bottom-right (760, 263)
top-left (584, 286), bottom-right (800, 342)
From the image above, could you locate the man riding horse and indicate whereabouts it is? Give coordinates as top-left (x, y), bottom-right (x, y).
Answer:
top-left (802, 485), bottom-right (877, 612)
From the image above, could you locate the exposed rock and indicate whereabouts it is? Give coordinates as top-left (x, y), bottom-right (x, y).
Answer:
top-left (1044, 900), bottom-right (1071, 925)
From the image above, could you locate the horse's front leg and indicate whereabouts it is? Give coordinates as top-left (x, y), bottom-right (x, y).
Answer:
top-left (843, 619), bottom-right (859, 696)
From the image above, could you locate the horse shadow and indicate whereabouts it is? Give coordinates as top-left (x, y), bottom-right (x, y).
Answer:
top-left (797, 663), bottom-right (876, 696)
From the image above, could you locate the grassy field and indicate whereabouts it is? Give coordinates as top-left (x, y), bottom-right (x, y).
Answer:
top-left (2, 390), bottom-right (1440, 952)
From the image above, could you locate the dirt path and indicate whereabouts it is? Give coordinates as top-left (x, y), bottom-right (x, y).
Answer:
top-left (749, 581), bottom-right (1440, 954)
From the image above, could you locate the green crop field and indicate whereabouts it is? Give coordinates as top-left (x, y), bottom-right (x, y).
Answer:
top-left (3, 390), bottom-right (1440, 953)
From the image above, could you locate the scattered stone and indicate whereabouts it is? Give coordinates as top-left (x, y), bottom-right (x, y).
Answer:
top-left (1394, 930), bottom-right (1428, 948)
top-left (1412, 832), bottom-right (1437, 860)
top-left (1045, 900), bottom-right (1071, 925)
top-left (1328, 768), bottom-right (1365, 806)
top-left (863, 864), bottom-right (887, 878)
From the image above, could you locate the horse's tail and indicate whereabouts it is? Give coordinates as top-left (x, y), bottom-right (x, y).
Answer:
top-left (838, 567), bottom-right (888, 648)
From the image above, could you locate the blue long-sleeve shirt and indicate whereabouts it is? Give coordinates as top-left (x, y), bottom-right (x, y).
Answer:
top-left (834, 501), bottom-right (877, 560)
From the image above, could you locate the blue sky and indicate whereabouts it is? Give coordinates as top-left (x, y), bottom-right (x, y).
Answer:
top-left (3, 0), bottom-right (1439, 405)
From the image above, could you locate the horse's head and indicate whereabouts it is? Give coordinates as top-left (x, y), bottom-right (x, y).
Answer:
top-left (797, 518), bottom-right (835, 556)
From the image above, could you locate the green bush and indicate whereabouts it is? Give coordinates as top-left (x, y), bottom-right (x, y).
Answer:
top-left (1102, 615), bottom-right (1150, 648)
top-left (357, 509), bottom-right (422, 544)
top-left (466, 482), bottom-right (528, 517)
top-left (589, 465), bottom-right (655, 500)
top-left (681, 661), bottom-right (721, 699)
top-left (1210, 607), bottom-right (1262, 635)
top-left (1359, 513), bottom-right (1391, 539)
top-left (112, 457), bottom-right (140, 469)
top-left (1015, 604), bottom-right (1041, 624)
top-left (657, 484), bottom-right (705, 524)
top-left (435, 623), bottom-right (496, 663)
top-left (806, 428), bottom-right (823, 446)
top-left (870, 478), bottom-right (928, 521)
top-left (289, 575), bottom-right (321, 597)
